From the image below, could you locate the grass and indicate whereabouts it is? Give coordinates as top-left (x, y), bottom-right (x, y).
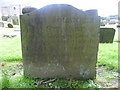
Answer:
top-left (0, 37), bottom-right (22, 62)
top-left (98, 43), bottom-right (118, 72)
top-left (1, 62), bottom-right (118, 88)
top-left (2, 76), bottom-right (100, 88)
top-left (0, 30), bottom-right (119, 88)
top-left (1, 63), bottom-right (101, 88)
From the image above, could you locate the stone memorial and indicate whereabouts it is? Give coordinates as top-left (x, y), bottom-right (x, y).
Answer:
top-left (100, 28), bottom-right (115, 43)
top-left (0, 22), bottom-right (4, 27)
top-left (20, 4), bottom-right (100, 79)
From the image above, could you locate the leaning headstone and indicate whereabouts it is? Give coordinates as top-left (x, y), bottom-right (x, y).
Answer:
top-left (100, 28), bottom-right (115, 43)
top-left (20, 4), bottom-right (100, 79)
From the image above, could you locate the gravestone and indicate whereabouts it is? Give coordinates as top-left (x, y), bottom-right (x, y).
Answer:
top-left (100, 28), bottom-right (115, 43)
top-left (20, 4), bottom-right (100, 79)
top-left (0, 22), bottom-right (4, 27)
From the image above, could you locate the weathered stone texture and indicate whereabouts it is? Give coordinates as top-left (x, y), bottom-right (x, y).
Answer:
top-left (20, 4), bottom-right (100, 79)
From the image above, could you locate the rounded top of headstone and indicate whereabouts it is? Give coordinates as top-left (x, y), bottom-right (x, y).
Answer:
top-left (38, 4), bottom-right (83, 12)
top-left (34, 4), bottom-right (85, 16)
top-left (41, 4), bottom-right (76, 8)
top-left (21, 4), bottom-right (98, 18)
top-left (85, 9), bottom-right (98, 16)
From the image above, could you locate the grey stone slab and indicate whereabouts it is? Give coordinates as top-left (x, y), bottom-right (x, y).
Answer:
top-left (100, 28), bottom-right (115, 43)
top-left (20, 4), bottom-right (100, 79)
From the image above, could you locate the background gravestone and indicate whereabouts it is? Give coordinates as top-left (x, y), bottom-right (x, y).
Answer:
top-left (12, 16), bottom-right (19, 25)
top-left (100, 28), bottom-right (115, 43)
top-left (0, 22), bottom-right (4, 27)
top-left (20, 4), bottom-right (100, 79)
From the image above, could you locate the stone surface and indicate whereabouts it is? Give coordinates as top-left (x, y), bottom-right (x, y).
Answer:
top-left (20, 4), bottom-right (100, 79)
top-left (100, 28), bottom-right (115, 43)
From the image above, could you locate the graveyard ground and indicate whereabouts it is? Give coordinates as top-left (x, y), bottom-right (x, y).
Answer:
top-left (0, 27), bottom-right (119, 88)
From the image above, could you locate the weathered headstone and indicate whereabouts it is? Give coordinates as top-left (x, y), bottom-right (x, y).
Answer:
top-left (100, 28), bottom-right (115, 43)
top-left (20, 4), bottom-right (100, 79)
